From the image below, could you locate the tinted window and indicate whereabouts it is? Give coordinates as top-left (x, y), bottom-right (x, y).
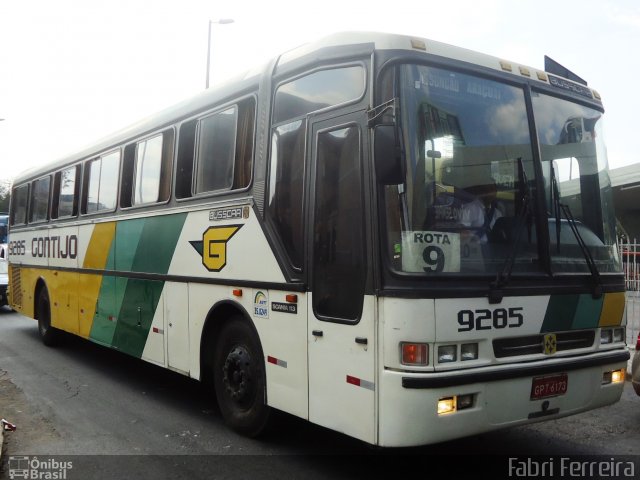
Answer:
top-left (195, 107), bottom-right (237, 194)
top-left (273, 66), bottom-right (365, 125)
top-left (85, 151), bottom-right (120, 213)
top-left (313, 126), bottom-right (365, 320)
top-left (10, 185), bottom-right (29, 226)
top-left (268, 119), bottom-right (306, 268)
top-left (176, 120), bottom-right (197, 199)
top-left (30, 176), bottom-right (51, 223)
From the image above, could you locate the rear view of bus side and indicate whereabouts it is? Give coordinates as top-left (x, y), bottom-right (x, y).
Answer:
top-left (7, 32), bottom-right (628, 447)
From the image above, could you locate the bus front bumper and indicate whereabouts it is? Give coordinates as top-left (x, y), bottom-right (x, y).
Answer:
top-left (377, 350), bottom-right (629, 447)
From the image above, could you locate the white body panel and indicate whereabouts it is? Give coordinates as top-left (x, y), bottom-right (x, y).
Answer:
top-left (308, 294), bottom-right (376, 444)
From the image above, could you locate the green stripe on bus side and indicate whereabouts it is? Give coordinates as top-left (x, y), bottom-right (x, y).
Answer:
top-left (115, 218), bottom-right (146, 271)
top-left (541, 293), bottom-right (604, 333)
top-left (111, 279), bottom-right (164, 357)
top-left (89, 230), bottom-right (118, 345)
top-left (131, 214), bottom-right (188, 274)
top-left (110, 213), bottom-right (188, 357)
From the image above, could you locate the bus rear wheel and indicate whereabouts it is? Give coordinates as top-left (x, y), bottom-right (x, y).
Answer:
top-left (213, 319), bottom-right (271, 437)
top-left (36, 288), bottom-right (59, 347)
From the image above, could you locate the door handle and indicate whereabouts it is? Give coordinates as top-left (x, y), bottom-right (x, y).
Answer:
top-left (312, 330), bottom-right (323, 337)
top-left (355, 337), bottom-right (368, 345)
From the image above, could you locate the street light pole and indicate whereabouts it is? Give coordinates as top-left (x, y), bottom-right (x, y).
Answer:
top-left (206, 18), bottom-right (234, 89)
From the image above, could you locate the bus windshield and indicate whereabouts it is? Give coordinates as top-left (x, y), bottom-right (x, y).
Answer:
top-left (382, 64), bottom-right (620, 276)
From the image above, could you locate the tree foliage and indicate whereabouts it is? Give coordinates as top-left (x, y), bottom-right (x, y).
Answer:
top-left (0, 179), bottom-right (11, 213)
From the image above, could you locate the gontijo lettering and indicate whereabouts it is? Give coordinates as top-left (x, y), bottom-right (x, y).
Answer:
top-left (31, 235), bottom-right (78, 259)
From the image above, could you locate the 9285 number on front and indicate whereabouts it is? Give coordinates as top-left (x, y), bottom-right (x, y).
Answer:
top-left (457, 307), bottom-right (524, 332)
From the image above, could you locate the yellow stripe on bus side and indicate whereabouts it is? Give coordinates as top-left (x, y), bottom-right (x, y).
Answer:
top-left (78, 222), bottom-right (116, 338)
top-left (598, 292), bottom-right (626, 327)
top-left (83, 222), bottom-right (116, 269)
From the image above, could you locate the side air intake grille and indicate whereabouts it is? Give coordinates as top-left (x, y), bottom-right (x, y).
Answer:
top-left (10, 266), bottom-right (22, 308)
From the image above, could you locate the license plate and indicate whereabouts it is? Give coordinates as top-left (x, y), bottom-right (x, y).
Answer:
top-left (530, 373), bottom-right (568, 400)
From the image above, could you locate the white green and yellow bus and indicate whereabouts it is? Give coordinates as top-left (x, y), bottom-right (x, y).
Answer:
top-left (7, 32), bottom-right (628, 447)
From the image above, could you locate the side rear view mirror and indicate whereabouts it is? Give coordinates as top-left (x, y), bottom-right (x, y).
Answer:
top-left (374, 124), bottom-right (403, 185)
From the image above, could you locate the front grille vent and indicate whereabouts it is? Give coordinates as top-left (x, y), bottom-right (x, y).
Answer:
top-left (493, 330), bottom-right (595, 358)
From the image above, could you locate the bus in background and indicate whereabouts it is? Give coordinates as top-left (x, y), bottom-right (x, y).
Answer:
top-left (7, 32), bottom-right (628, 447)
top-left (0, 213), bottom-right (8, 307)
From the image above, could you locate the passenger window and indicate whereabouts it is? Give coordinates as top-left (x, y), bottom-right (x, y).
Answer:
top-left (10, 185), bottom-right (29, 226)
top-left (29, 176), bottom-right (51, 223)
top-left (177, 97), bottom-right (255, 199)
top-left (54, 165), bottom-right (79, 218)
top-left (132, 132), bottom-right (173, 206)
top-left (176, 120), bottom-right (197, 199)
top-left (84, 150), bottom-right (120, 213)
top-left (194, 107), bottom-right (237, 194)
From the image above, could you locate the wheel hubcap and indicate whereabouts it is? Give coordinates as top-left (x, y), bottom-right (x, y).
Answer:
top-left (222, 345), bottom-right (254, 407)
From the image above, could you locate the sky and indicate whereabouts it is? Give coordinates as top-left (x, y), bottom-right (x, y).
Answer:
top-left (0, 0), bottom-right (639, 181)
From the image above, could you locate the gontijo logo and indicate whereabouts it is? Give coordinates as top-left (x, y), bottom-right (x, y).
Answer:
top-left (254, 291), bottom-right (269, 319)
top-left (190, 225), bottom-right (242, 272)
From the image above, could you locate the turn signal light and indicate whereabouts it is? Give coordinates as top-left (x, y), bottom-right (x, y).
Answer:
top-left (401, 343), bottom-right (428, 366)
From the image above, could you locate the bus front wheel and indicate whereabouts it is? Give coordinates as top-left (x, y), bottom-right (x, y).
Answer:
top-left (213, 319), bottom-right (271, 437)
top-left (36, 288), bottom-right (59, 347)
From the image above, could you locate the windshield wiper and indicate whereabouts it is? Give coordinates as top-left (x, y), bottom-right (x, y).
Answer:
top-left (550, 161), bottom-right (562, 252)
top-left (489, 158), bottom-right (532, 303)
top-left (559, 203), bottom-right (602, 298)
top-left (548, 162), bottom-right (602, 298)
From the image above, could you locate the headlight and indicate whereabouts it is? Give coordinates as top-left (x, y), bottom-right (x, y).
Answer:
top-left (600, 329), bottom-right (613, 345)
top-left (438, 345), bottom-right (457, 363)
top-left (613, 328), bottom-right (625, 343)
top-left (461, 343), bottom-right (478, 361)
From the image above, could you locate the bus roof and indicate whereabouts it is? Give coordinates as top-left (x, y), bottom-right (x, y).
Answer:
top-left (12, 31), bottom-right (600, 185)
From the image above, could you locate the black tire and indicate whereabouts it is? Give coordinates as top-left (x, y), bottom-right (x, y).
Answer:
top-left (213, 319), bottom-right (271, 437)
top-left (36, 288), bottom-right (59, 347)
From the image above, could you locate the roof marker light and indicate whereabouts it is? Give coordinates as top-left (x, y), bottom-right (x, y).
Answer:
top-left (500, 61), bottom-right (512, 72)
top-left (411, 39), bottom-right (426, 51)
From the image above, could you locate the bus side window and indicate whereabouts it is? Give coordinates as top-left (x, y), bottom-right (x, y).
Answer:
top-left (176, 119), bottom-right (197, 199)
top-left (194, 107), bottom-right (237, 194)
top-left (29, 176), bottom-right (51, 223)
top-left (52, 165), bottom-right (80, 219)
top-left (82, 150), bottom-right (120, 214)
top-left (233, 97), bottom-right (255, 189)
top-left (176, 96), bottom-right (255, 199)
top-left (121, 130), bottom-right (174, 208)
top-left (10, 185), bottom-right (29, 226)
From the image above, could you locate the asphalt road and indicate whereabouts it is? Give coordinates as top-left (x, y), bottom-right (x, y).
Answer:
top-left (1, 308), bottom-right (639, 479)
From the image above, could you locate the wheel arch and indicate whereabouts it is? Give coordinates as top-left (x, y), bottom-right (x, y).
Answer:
top-left (199, 299), bottom-right (264, 385)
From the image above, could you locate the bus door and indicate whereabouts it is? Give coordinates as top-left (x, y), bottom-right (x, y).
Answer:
top-left (307, 111), bottom-right (376, 444)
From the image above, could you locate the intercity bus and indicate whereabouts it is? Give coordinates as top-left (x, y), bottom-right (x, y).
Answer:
top-left (7, 32), bottom-right (628, 446)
